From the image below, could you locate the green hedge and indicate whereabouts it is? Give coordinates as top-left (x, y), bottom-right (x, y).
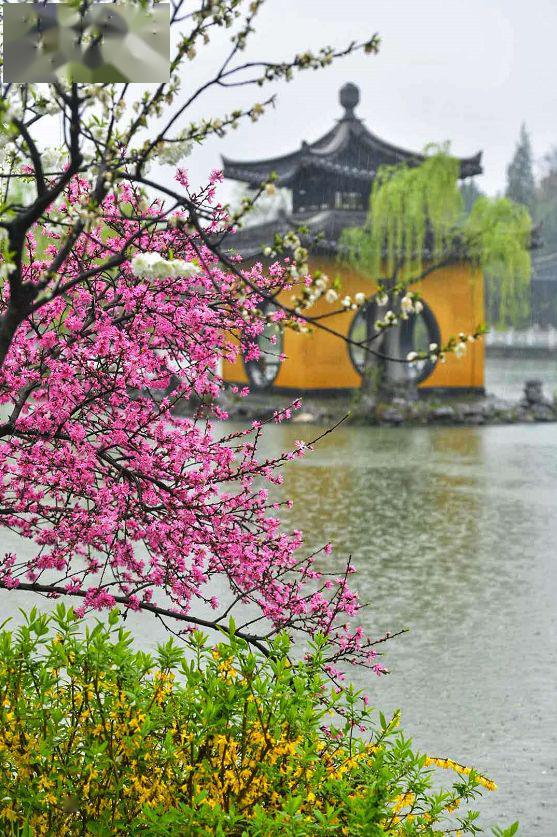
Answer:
top-left (0, 606), bottom-right (516, 835)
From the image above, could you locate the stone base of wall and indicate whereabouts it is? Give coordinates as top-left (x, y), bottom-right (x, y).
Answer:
top-left (178, 383), bottom-right (557, 427)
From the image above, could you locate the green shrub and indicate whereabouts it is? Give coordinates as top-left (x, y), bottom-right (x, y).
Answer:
top-left (0, 606), bottom-right (514, 835)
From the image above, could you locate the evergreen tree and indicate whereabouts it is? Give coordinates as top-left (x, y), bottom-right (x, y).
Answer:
top-left (535, 145), bottom-right (557, 253)
top-left (460, 178), bottom-right (483, 214)
top-left (505, 123), bottom-right (536, 210)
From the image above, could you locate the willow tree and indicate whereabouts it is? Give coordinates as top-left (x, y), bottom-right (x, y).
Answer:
top-left (340, 149), bottom-right (533, 395)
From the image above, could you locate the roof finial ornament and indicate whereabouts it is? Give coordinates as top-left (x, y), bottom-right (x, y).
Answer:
top-left (340, 82), bottom-right (360, 119)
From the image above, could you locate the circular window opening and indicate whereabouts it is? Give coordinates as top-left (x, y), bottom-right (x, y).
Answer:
top-left (243, 309), bottom-right (283, 390)
top-left (348, 299), bottom-right (440, 385)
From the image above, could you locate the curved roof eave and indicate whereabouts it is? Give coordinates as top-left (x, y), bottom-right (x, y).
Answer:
top-left (221, 85), bottom-right (483, 185)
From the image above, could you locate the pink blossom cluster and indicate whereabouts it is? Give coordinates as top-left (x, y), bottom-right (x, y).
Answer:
top-left (0, 177), bottom-right (382, 673)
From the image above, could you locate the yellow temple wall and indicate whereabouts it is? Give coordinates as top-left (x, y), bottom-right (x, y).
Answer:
top-left (222, 257), bottom-right (485, 392)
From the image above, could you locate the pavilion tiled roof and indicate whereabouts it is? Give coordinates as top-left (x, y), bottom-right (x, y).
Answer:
top-left (222, 83), bottom-right (483, 188)
top-left (221, 83), bottom-right (483, 259)
top-left (223, 208), bottom-right (368, 259)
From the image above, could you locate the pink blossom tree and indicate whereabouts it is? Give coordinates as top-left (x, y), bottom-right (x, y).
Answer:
top-left (0, 2), bottom-right (389, 673)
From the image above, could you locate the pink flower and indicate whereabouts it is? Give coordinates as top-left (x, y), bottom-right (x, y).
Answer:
top-left (209, 169), bottom-right (224, 185)
top-left (0, 187), bottom-right (378, 677)
top-left (175, 168), bottom-right (189, 188)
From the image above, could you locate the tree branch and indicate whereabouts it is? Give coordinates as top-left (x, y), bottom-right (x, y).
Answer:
top-left (0, 581), bottom-right (272, 656)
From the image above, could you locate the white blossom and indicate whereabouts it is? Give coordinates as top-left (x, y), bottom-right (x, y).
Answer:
top-left (131, 252), bottom-right (201, 279)
top-left (354, 292), bottom-right (366, 306)
top-left (429, 342), bottom-right (438, 352)
top-left (42, 147), bottom-right (67, 172)
top-left (375, 292), bottom-right (388, 307)
top-left (414, 299), bottom-right (424, 314)
top-left (283, 231), bottom-right (300, 249)
top-left (169, 258), bottom-right (202, 278)
top-left (341, 295), bottom-right (352, 308)
top-left (36, 100), bottom-right (60, 116)
top-left (0, 262), bottom-right (17, 280)
top-left (325, 289), bottom-right (338, 303)
top-left (400, 295), bottom-right (414, 314)
top-left (156, 138), bottom-right (193, 166)
top-left (406, 351), bottom-right (419, 362)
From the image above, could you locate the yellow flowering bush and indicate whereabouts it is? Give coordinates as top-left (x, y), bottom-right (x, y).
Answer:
top-left (0, 606), bottom-right (517, 835)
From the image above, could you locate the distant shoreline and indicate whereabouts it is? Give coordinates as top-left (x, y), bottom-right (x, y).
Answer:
top-left (178, 385), bottom-right (557, 428)
top-left (486, 345), bottom-right (557, 360)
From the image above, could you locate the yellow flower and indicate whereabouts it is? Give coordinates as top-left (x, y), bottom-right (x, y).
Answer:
top-left (392, 791), bottom-right (415, 813)
top-left (218, 659), bottom-right (237, 679)
top-left (425, 756), bottom-right (497, 791)
top-left (129, 713), bottom-right (146, 730)
top-left (38, 776), bottom-right (55, 790)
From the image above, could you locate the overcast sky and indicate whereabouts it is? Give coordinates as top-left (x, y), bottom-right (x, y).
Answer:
top-left (171, 0), bottom-right (557, 200)
top-left (35, 0), bottom-right (557, 200)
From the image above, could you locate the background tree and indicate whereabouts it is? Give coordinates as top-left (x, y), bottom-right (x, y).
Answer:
top-left (505, 123), bottom-right (536, 211)
top-left (535, 145), bottom-right (557, 252)
top-left (340, 148), bottom-right (533, 394)
top-left (460, 177), bottom-right (484, 215)
top-left (484, 123), bottom-right (537, 327)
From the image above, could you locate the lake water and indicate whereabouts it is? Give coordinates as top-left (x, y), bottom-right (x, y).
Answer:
top-left (1, 356), bottom-right (556, 833)
top-left (265, 420), bottom-right (557, 834)
top-left (485, 354), bottom-right (557, 401)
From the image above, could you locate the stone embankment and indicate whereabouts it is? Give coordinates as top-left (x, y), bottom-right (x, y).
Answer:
top-left (220, 380), bottom-right (557, 427)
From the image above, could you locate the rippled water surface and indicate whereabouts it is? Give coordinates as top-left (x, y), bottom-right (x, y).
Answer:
top-left (486, 354), bottom-right (557, 400)
top-left (261, 421), bottom-right (557, 834)
top-left (2, 358), bottom-right (557, 833)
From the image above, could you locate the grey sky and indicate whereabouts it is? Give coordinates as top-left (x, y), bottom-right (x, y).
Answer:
top-left (178, 0), bottom-right (557, 199)
top-left (35, 0), bottom-right (557, 199)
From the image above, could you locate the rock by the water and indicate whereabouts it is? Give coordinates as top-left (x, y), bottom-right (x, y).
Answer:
top-left (430, 406), bottom-right (456, 421)
top-left (523, 379), bottom-right (549, 406)
top-left (379, 407), bottom-right (405, 424)
top-left (292, 412), bottom-right (317, 424)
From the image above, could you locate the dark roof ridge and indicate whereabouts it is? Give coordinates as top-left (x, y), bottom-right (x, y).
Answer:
top-left (222, 83), bottom-right (483, 185)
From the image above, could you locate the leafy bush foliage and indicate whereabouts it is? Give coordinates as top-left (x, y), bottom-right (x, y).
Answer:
top-left (0, 606), bottom-right (513, 836)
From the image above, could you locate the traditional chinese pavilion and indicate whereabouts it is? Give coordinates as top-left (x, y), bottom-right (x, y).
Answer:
top-left (221, 83), bottom-right (485, 395)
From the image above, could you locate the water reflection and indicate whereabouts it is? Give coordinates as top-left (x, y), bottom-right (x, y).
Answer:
top-left (486, 355), bottom-right (557, 400)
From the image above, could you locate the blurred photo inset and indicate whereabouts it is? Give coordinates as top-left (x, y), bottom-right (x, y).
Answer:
top-left (3, 3), bottom-right (170, 83)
